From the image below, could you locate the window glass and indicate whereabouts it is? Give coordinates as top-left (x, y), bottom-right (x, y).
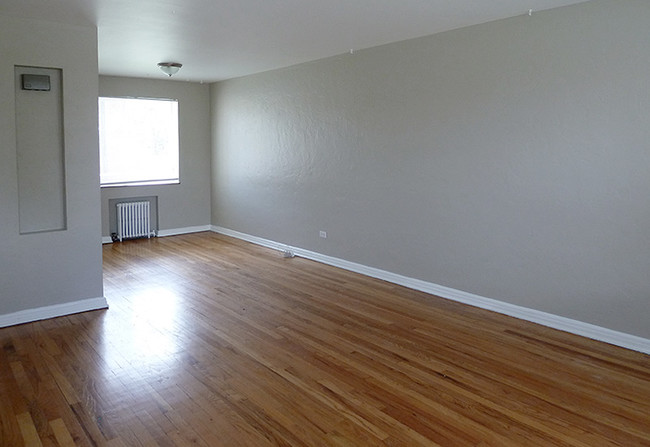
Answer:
top-left (99, 96), bottom-right (179, 187)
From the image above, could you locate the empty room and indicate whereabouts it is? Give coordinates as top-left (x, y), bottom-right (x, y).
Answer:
top-left (0, 0), bottom-right (649, 445)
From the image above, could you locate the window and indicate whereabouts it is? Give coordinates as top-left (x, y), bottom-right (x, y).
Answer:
top-left (99, 96), bottom-right (179, 187)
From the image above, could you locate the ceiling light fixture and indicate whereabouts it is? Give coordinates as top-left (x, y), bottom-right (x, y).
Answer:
top-left (157, 62), bottom-right (183, 77)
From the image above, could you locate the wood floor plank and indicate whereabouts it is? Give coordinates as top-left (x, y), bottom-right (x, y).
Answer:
top-left (1, 232), bottom-right (649, 446)
top-left (16, 412), bottom-right (43, 447)
top-left (50, 418), bottom-right (77, 447)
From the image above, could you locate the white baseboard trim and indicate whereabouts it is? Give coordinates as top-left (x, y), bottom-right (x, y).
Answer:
top-left (211, 225), bottom-right (650, 354)
top-left (158, 225), bottom-right (212, 237)
top-left (102, 225), bottom-right (212, 244)
top-left (0, 297), bottom-right (109, 328)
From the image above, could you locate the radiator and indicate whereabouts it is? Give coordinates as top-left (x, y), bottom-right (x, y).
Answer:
top-left (116, 201), bottom-right (154, 241)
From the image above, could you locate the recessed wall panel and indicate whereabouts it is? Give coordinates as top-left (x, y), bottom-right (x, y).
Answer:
top-left (15, 66), bottom-right (66, 234)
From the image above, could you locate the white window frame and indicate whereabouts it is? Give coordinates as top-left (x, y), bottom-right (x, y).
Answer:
top-left (99, 96), bottom-right (180, 187)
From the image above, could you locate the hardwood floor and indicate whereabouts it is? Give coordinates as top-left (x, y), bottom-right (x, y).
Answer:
top-left (1, 232), bottom-right (649, 446)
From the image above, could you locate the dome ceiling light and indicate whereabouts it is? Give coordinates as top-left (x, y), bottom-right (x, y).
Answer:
top-left (157, 62), bottom-right (182, 77)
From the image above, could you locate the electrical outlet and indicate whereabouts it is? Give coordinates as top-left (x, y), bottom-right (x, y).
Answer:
top-left (319, 231), bottom-right (327, 239)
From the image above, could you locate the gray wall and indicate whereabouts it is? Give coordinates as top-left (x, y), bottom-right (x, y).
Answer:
top-left (211, 0), bottom-right (650, 338)
top-left (100, 76), bottom-right (211, 238)
top-left (0, 16), bottom-right (104, 314)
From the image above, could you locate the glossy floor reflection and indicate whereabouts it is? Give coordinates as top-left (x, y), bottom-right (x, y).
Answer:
top-left (110, 287), bottom-right (181, 360)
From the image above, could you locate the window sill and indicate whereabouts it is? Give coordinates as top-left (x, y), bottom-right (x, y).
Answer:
top-left (100, 179), bottom-right (180, 188)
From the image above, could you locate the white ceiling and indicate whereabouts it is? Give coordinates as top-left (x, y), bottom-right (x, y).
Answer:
top-left (1, 0), bottom-right (590, 83)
